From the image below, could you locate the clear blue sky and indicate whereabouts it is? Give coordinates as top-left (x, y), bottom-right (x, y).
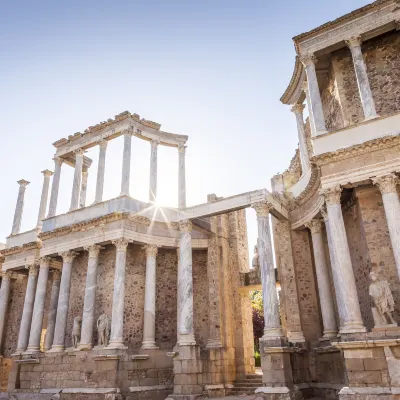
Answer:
top-left (0, 0), bottom-right (368, 251)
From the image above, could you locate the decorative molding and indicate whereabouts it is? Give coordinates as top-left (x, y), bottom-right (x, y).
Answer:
top-left (319, 186), bottom-right (342, 205)
top-left (128, 214), bottom-right (151, 226)
top-left (291, 195), bottom-right (325, 230)
top-left (289, 165), bottom-right (320, 207)
top-left (112, 238), bottom-right (130, 252)
top-left (143, 244), bottom-right (158, 258)
top-left (252, 201), bottom-right (273, 217)
top-left (280, 56), bottom-right (306, 105)
top-left (1, 241), bottom-right (42, 257)
top-left (372, 173), bottom-right (399, 194)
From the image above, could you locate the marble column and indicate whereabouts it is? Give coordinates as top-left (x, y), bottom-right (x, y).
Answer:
top-left (37, 170), bottom-right (53, 228)
top-left (176, 247), bottom-right (181, 346)
top-left (79, 245), bottom-right (102, 350)
top-left (0, 271), bottom-right (12, 353)
top-left (120, 128), bottom-right (133, 196)
top-left (178, 220), bottom-right (196, 345)
top-left (346, 37), bottom-right (378, 120)
top-left (301, 54), bottom-right (327, 135)
top-left (149, 140), bottom-right (158, 203)
top-left (291, 103), bottom-right (311, 173)
top-left (48, 157), bottom-right (63, 218)
top-left (26, 257), bottom-right (51, 353)
top-left (305, 219), bottom-right (338, 339)
top-left (15, 264), bottom-right (39, 353)
top-left (69, 149), bottom-right (84, 211)
top-left (44, 270), bottom-right (61, 351)
top-left (302, 80), bottom-right (316, 137)
top-left (108, 238), bottom-right (129, 349)
top-left (11, 179), bottom-right (30, 235)
top-left (94, 139), bottom-right (108, 203)
top-left (372, 174), bottom-right (400, 280)
top-left (49, 251), bottom-right (78, 352)
top-left (79, 170), bottom-right (88, 208)
top-left (178, 144), bottom-right (186, 209)
top-left (252, 202), bottom-right (283, 339)
top-left (320, 187), bottom-right (366, 333)
top-left (141, 244), bottom-right (158, 349)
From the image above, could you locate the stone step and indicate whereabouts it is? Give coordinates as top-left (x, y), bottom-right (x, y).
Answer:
top-left (231, 387), bottom-right (257, 394)
top-left (246, 374), bottom-right (263, 379)
top-left (234, 381), bottom-right (262, 387)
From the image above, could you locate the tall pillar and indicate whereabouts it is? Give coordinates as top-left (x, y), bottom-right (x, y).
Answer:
top-left (346, 37), bottom-right (378, 120)
top-left (301, 54), bottom-right (327, 135)
top-left (372, 174), bottom-right (400, 279)
top-left (26, 257), bottom-right (51, 353)
top-left (79, 245), bottom-right (102, 350)
top-left (79, 170), bottom-right (88, 208)
top-left (305, 219), bottom-right (338, 339)
top-left (141, 244), bottom-right (158, 349)
top-left (302, 80), bottom-right (316, 137)
top-left (94, 139), bottom-right (108, 203)
top-left (120, 128), bottom-right (133, 196)
top-left (15, 264), bottom-right (39, 353)
top-left (69, 149), bottom-right (84, 211)
top-left (44, 270), bottom-right (61, 351)
top-left (37, 170), bottom-right (53, 228)
top-left (178, 220), bottom-right (196, 345)
top-left (291, 103), bottom-right (311, 173)
top-left (320, 187), bottom-right (366, 334)
top-left (149, 140), bottom-right (158, 203)
top-left (49, 251), bottom-right (78, 352)
top-left (11, 179), bottom-right (30, 235)
top-left (0, 271), bottom-right (12, 353)
top-left (48, 157), bottom-right (63, 218)
top-left (108, 238), bottom-right (129, 349)
top-left (178, 144), bottom-right (186, 209)
top-left (252, 202), bottom-right (283, 339)
top-left (176, 247), bottom-right (181, 346)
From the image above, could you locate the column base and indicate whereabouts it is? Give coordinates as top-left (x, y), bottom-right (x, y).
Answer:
top-left (363, 114), bottom-right (379, 122)
top-left (23, 346), bottom-right (41, 355)
top-left (321, 330), bottom-right (338, 340)
top-left (141, 340), bottom-right (159, 350)
top-left (106, 340), bottom-right (128, 350)
top-left (178, 334), bottom-right (196, 346)
top-left (262, 327), bottom-right (284, 340)
top-left (339, 323), bottom-right (367, 334)
top-left (206, 338), bottom-right (223, 349)
top-left (287, 331), bottom-right (306, 343)
top-left (255, 386), bottom-right (302, 400)
top-left (46, 345), bottom-right (65, 353)
top-left (77, 343), bottom-right (93, 351)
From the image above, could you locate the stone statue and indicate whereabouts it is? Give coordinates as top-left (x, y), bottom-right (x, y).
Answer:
top-left (97, 313), bottom-right (110, 346)
top-left (72, 316), bottom-right (82, 348)
top-left (369, 271), bottom-right (397, 327)
top-left (252, 245), bottom-right (259, 269)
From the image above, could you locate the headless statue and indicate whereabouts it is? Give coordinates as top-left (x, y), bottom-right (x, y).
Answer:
top-left (72, 316), bottom-right (82, 348)
top-left (97, 313), bottom-right (110, 346)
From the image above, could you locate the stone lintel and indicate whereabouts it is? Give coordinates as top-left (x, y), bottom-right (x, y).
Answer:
top-left (129, 385), bottom-right (172, 392)
top-left (332, 338), bottom-right (400, 349)
top-left (131, 354), bottom-right (149, 360)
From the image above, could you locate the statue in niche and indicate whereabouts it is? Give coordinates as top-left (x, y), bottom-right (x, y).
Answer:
top-left (252, 244), bottom-right (259, 269)
top-left (369, 271), bottom-right (397, 327)
top-left (72, 316), bottom-right (82, 348)
top-left (97, 313), bottom-right (110, 346)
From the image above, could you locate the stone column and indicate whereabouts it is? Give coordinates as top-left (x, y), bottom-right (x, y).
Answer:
top-left (320, 187), bottom-right (366, 333)
top-left (301, 54), bottom-right (327, 135)
top-left (372, 174), bottom-right (400, 280)
top-left (49, 251), bottom-right (78, 352)
top-left (346, 37), bottom-right (378, 120)
top-left (149, 140), bottom-right (158, 203)
top-left (44, 270), bottom-right (61, 351)
top-left (108, 238), bottom-right (129, 349)
top-left (141, 244), bottom-right (158, 349)
top-left (79, 170), bottom-right (88, 208)
top-left (302, 80), bottom-right (316, 137)
top-left (120, 128), bottom-right (133, 196)
top-left (48, 157), bottom-right (63, 218)
top-left (178, 220), bottom-right (196, 345)
top-left (178, 144), bottom-right (186, 209)
top-left (37, 170), bottom-right (53, 228)
top-left (176, 247), bottom-right (181, 346)
top-left (15, 264), bottom-right (39, 353)
top-left (79, 245), bottom-right (102, 350)
top-left (26, 257), bottom-right (51, 353)
top-left (305, 219), bottom-right (338, 339)
top-left (11, 179), bottom-right (30, 235)
top-left (94, 139), bottom-right (108, 203)
top-left (69, 149), bottom-right (84, 211)
top-left (0, 271), bottom-right (12, 353)
top-left (291, 103), bottom-right (311, 173)
top-left (252, 202), bottom-right (283, 339)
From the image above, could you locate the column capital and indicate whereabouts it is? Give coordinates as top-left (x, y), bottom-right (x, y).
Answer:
top-left (74, 148), bottom-right (85, 157)
top-left (300, 53), bottom-right (317, 67)
top-left (305, 219), bottom-right (323, 234)
top-left (346, 36), bottom-right (362, 49)
top-left (301, 80), bottom-right (309, 92)
top-left (252, 201), bottom-right (273, 217)
top-left (122, 127), bottom-right (134, 136)
top-left (84, 244), bottom-right (104, 259)
top-left (60, 251), bottom-right (78, 263)
top-left (27, 264), bottom-right (39, 276)
top-left (372, 173), bottom-right (398, 194)
top-left (52, 269), bottom-right (61, 280)
top-left (319, 186), bottom-right (342, 205)
top-left (112, 238), bottom-right (130, 252)
top-left (179, 220), bottom-right (192, 233)
top-left (150, 139), bottom-right (159, 148)
top-left (39, 256), bottom-right (52, 268)
top-left (1, 270), bottom-right (14, 280)
top-left (41, 169), bottom-right (54, 178)
top-left (178, 143), bottom-right (186, 154)
top-left (291, 103), bottom-right (305, 115)
top-left (98, 139), bottom-right (108, 149)
top-left (143, 244), bottom-right (158, 257)
top-left (53, 156), bottom-right (64, 166)
top-left (17, 179), bottom-right (30, 188)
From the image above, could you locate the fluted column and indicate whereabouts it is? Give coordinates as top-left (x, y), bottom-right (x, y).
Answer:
top-left (26, 257), bottom-right (51, 353)
top-left (302, 80), bottom-right (316, 137)
top-left (49, 251), bottom-right (78, 352)
top-left (291, 103), bottom-right (311, 173)
top-left (320, 187), bottom-right (366, 334)
top-left (178, 220), bottom-right (196, 345)
top-left (149, 140), bottom-right (158, 203)
top-left (305, 219), bottom-right (338, 339)
top-left (120, 128), bottom-right (133, 196)
top-left (15, 264), bottom-right (39, 353)
top-left (252, 202), bottom-right (283, 339)
top-left (141, 245), bottom-right (158, 349)
top-left (79, 170), bottom-right (88, 208)
top-left (37, 170), bottom-right (53, 228)
top-left (301, 54), bottom-right (327, 135)
top-left (79, 245), bottom-right (102, 350)
top-left (108, 238), bottom-right (129, 349)
top-left (94, 139), bottom-right (108, 203)
top-left (48, 157), bottom-right (63, 218)
top-left (44, 270), bottom-right (61, 351)
top-left (372, 174), bottom-right (400, 279)
top-left (178, 144), bottom-right (186, 209)
top-left (11, 179), bottom-right (30, 235)
top-left (0, 271), bottom-right (12, 353)
top-left (346, 37), bottom-right (378, 120)
top-left (70, 149), bottom-right (84, 211)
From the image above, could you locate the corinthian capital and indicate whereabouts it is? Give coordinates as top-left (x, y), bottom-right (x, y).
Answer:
top-left (372, 174), bottom-right (398, 195)
top-left (74, 148), bottom-right (85, 157)
top-left (178, 143), bottom-right (186, 154)
top-left (98, 139), bottom-right (108, 149)
top-left (17, 179), bottom-right (30, 188)
top-left (179, 220), bottom-right (192, 233)
top-left (252, 201), bottom-right (273, 217)
top-left (305, 219), bottom-right (323, 234)
top-left (39, 256), bottom-right (52, 268)
top-left (122, 127), bottom-right (134, 136)
top-left (291, 103), bottom-right (305, 115)
top-left (319, 186), bottom-right (342, 206)
top-left (112, 238), bottom-right (130, 252)
top-left (60, 251), bottom-right (78, 264)
top-left (300, 54), bottom-right (317, 67)
top-left (27, 264), bottom-right (39, 276)
top-left (84, 244), bottom-right (104, 259)
top-left (41, 169), bottom-right (54, 178)
top-left (143, 244), bottom-right (158, 258)
top-left (346, 36), bottom-right (362, 49)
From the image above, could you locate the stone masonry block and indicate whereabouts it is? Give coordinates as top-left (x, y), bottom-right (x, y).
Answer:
top-left (363, 358), bottom-right (387, 371)
top-left (347, 371), bottom-right (382, 384)
top-left (345, 358), bottom-right (364, 371)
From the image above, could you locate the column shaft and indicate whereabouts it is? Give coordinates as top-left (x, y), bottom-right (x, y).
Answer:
top-left (79, 170), bottom-right (88, 208)
top-left (70, 149), bottom-right (84, 211)
top-left (178, 144), bottom-right (186, 209)
top-left (291, 104), bottom-right (311, 173)
top-left (48, 157), bottom-right (63, 218)
top-left (11, 180), bottom-right (30, 235)
top-left (176, 247), bottom-right (181, 345)
top-left (94, 140), bottom-right (107, 203)
top-left (0, 272), bottom-right (12, 353)
top-left (302, 81), bottom-right (316, 137)
top-left (120, 129), bottom-right (132, 196)
top-left (37, 170), bottom-right (53, 227)
top-left (44, 270), bottom-right (61, 351)
top-left (149, 140), bottom-right (158, 203)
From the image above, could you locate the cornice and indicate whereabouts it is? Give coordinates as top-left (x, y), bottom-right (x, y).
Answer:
top-left (280, 56), bottom-right (305, 105)
top-left (1, 241), bottom-right (42, 257)
top-left (292, 166), bottom-right (320, 206)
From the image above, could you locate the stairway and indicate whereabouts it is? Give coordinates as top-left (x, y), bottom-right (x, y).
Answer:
top-left (232, 374), bottom-right (263, 395)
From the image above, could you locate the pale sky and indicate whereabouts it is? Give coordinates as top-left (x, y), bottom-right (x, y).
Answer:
top-left (0, 0), bottom-right (368, 252)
